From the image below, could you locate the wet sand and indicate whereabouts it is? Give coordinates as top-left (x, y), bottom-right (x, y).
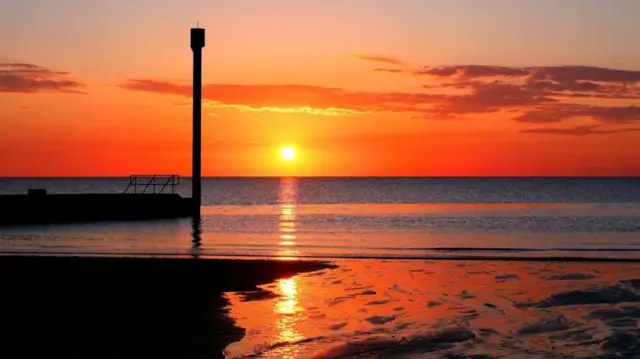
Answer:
top-left (6, 256), bottom-right (640, 358)
top-left (224, 259), bottom-right (640, 358)
top-left (0, 256), bottom-right (334, 359)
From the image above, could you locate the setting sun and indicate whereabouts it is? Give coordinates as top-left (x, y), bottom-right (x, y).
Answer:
top-left (280, 146), bottom-right (296, 161)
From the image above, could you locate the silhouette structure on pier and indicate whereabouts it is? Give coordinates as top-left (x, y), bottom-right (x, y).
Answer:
top-left (0, 27), bottom-right (206, 225)
top-left (191, 27), bottom-right (205, 216)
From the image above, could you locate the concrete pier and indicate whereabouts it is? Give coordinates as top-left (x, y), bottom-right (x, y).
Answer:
top-left (0, 193), bottom-right (192, 226)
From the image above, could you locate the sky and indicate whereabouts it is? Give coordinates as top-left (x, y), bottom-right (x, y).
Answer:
top-left (2, 0), bottom-right (640, 176)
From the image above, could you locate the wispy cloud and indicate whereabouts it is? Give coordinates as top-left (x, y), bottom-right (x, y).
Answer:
top-left (353, 54), bottom-right (407, 66)
top-left (514, 105), bottom-right (640, 124)
top-left (373, 68), bottom-right (405, 74)
top-left (416, 65), bottom-right (640, 83)
top-left (0, 62), bottom-right (85, 93)
top-left (204, 101), bottom-right (370, 116)
top-left (417, 65), bottom-right (529, 78)
top-left (381, 62), bottom-right (640, 125)
top-left (121, 61), bottom-right (640, 128)
top-left (120, 79), bottom-right (440, 117)
top-left (520, 125), bottom-right (640, 136)
top-left (414, 65), bottom-right (640, 101)
top-left (427, 82), bottom-right (556, 116)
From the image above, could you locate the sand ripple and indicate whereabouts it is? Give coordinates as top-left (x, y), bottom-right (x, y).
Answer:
top-left (519, 284), bottom-right (640, 308)
top-left (312, 328), bottom-right (475, 359)
top-left (224, 260), bottom-right (640, 358)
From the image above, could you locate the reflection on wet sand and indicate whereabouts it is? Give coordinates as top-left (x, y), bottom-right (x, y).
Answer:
top-left (275, 277), bottom-right (304, 358)
top-left (225, 260), bottom-right (640, 358)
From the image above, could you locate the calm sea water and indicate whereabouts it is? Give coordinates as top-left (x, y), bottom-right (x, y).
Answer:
top-left (1, 177), bottom-right (640, 259)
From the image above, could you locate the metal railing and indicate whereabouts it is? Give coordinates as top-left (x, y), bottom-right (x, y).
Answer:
top-left (123, 175), bottom-right (180, 194)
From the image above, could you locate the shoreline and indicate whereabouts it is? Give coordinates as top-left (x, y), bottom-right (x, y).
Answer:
top-left (0, 256), bottom-right (335, 359)
top-left (3, 252), bottom-right (640, 262)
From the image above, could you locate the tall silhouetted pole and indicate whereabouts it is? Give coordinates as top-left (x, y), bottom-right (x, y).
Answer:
top-left (191, 27), bottom-right (205, 215)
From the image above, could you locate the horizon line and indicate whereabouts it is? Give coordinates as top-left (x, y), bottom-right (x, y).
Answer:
top-left (1, 175), bottom-right (640, 179)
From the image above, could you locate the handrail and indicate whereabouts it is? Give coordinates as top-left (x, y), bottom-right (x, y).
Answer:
top-left (123, 175), bottom-right (180, 194)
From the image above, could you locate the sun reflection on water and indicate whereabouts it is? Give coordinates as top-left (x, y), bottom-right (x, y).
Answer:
top-left (277, 178), bottom-right (299, 259)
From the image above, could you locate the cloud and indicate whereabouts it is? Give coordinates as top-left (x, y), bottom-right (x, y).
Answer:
top-left (120, 79), bottom-right (443, 116)
top-left (353, 55), bottom-right (406, 66)
top-left (122, 79), bottom-right (186, 95)
top-left (512, 105), bottom-right (583, 124)
top-left (362, 61), bottom-right (640, 101)
top-left (428, 82), bottom-right (555, 116)
top-left (417, 65), bottom-right (529, 78)
top-left (121, 62), bottom-right (640, 125)
top-left (409, 65), bottom-right (640, 101)
top-left (373, 68), bottom-right (405, 74)
top-left (513, 105), bottom-right (640, 124)
top-left (3, 63), bottom-right (42, 69)
top-left (520, 125), bottom-right (640, 136)
top-left (411, 64), bottom-right (640, 123)
top-left (528, 66), bottom-right (640, 84)
top-left (0, 62), bottom-right (85, 93)
top-left (204, 102), bottom-right (367, 116)
top-left (416, 65), bottom-right (640, 83)
top-left (121, 79), bottom-right (556, 119)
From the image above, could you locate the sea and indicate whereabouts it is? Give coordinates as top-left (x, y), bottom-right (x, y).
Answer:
top-left (1, 177), bottom-right (639, 260)
top-left (5, 177), bottom-right (640, 358)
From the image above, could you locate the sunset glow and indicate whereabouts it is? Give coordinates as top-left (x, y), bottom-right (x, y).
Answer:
top-left (1, 1), bottom-right (640, 176)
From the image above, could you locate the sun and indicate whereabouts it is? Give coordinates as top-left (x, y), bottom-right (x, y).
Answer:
top-left (280, 146), bottom-right (296, 161)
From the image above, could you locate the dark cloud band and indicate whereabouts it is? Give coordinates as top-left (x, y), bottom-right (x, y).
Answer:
top-left (0, 62), bottom-right (84, 93)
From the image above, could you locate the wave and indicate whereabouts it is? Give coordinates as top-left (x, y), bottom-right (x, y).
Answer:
top-left (3, 251), bottom-right (640, 262)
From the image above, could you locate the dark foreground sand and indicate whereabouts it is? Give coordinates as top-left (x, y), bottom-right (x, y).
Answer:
top-left (0, 256), bottom-right (334, 359)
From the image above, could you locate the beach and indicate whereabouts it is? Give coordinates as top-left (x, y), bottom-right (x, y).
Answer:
top-left (4, 256), bottom-right (640, 358)
top-left (2, 177), bottom-right (640, 358)
top-left (0, 256), bottom-right (333, 359)
top-left (224, 258), bottom-right (640, 358)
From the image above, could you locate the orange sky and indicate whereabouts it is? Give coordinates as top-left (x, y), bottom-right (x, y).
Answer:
top-left (2, 1), bottom-right (640, 176)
